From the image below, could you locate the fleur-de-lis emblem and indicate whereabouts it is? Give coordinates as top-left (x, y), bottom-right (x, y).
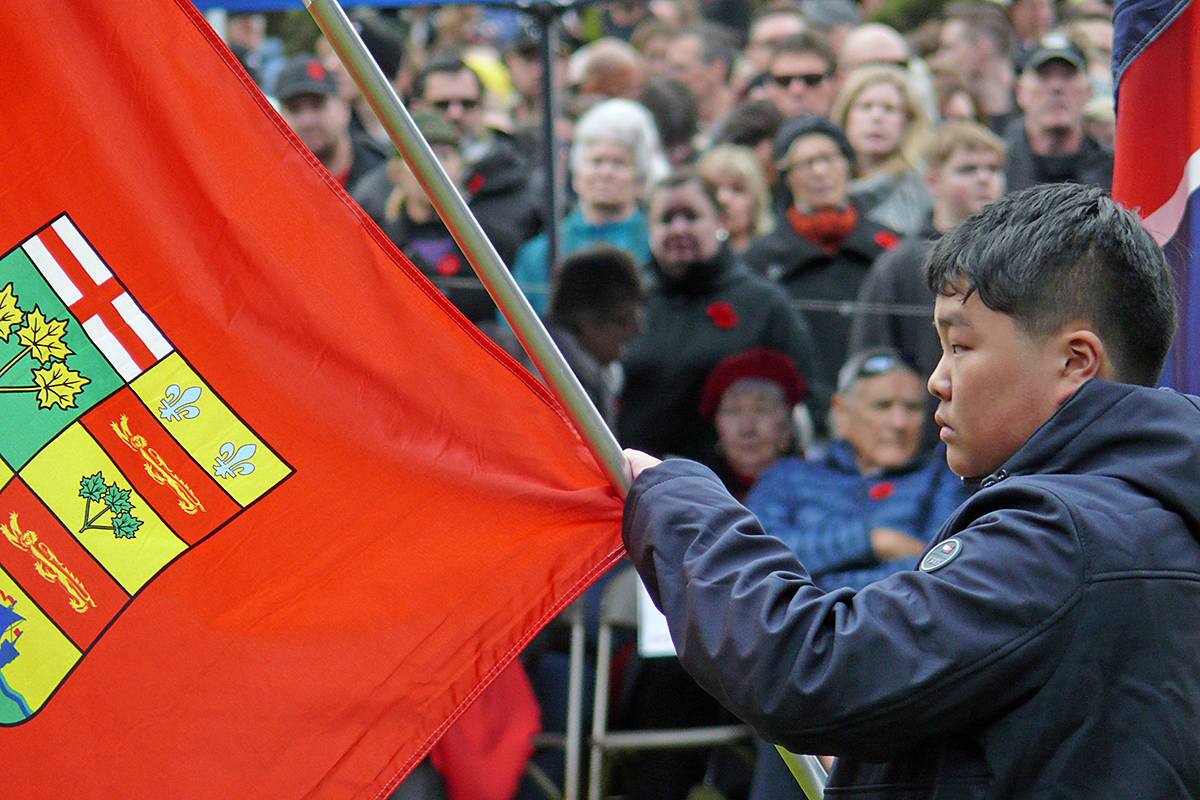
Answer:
top-left (212, 442), bottom-right (257, 479)
top-left (158, 384), bottom-right (202, 422)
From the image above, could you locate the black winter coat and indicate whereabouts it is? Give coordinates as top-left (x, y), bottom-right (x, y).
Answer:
top-left (1001, 116), bottom-right (1114, 193)
top-left (619, 247), bottom-right (821, 468)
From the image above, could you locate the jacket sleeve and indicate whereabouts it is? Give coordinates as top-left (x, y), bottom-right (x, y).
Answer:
top-left (746, 464), bottom-right (877, 576)
top-left (623, 458), bottom-right (1085, 760)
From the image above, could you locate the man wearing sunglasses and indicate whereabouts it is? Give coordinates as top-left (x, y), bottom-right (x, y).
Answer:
top-left (410, 51), bottom-right (542, 255)
top-left (763, 31), bottom-right (840, 121)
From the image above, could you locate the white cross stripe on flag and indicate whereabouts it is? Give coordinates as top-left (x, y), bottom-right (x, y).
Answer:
top-left (22, 215), bottom-right (172, 380)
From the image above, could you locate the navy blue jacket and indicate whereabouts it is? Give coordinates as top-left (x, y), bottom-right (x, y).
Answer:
top-left (624, 379), bottom-right (1200, 798)
top-left (747, 442), bottom-right (967, 591)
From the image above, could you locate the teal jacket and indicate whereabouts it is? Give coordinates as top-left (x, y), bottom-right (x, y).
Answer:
top-left (511, 206), bottom-right (650, 317)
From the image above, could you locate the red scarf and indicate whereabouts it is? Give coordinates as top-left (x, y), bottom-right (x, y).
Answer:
top-left (786, 204), bottom-right (859, 253)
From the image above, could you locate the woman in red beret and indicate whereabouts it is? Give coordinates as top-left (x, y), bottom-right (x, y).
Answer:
top-left (700, 347), bottom-right (809, 500)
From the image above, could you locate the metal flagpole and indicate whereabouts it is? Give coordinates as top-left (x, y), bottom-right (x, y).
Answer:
top-left (778, 747), bottom-right (827, 798)
top-left (303, 0), bottom-right (630, 495)
top-left (301, 3), bottom-right (828, 796)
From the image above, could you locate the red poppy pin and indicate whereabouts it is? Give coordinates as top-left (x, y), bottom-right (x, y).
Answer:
top-left (868, 481), bottom-right (895, 501)
top-left (874, 231), bottom-right (900, 250)
top-left (706, 301), bottom-right (738, 329)
top-left (436, 253), bottom-right (462, 276)
top-left (466, 173), bottom-right (485, 195)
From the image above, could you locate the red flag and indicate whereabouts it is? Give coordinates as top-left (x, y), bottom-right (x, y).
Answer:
top-left (1112, 0), bottom-right (1200, 391)
top-left (0, 2), bottom-right (624, 797)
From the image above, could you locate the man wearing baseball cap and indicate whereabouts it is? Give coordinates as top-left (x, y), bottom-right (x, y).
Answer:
top-left (274, 55), bottom-right (386, 191)
top-left (1001, 31), bottom-right (1112, 191)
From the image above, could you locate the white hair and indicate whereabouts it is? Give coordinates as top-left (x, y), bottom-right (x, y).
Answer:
top-left (570, 98), bottom-right (670, 185)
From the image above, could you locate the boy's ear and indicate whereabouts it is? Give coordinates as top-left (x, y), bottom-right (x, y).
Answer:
top-left (1056, 327), bottom-right (1107, 403)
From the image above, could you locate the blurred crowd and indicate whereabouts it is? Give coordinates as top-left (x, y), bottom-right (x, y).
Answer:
top-left (215, 1), bottom-right (1117, 797)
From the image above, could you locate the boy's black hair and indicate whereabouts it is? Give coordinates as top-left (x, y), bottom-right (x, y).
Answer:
top-left (548, 244), bottom-right (644, 332)
top-left (925, 182), bottom-right (1177, 386)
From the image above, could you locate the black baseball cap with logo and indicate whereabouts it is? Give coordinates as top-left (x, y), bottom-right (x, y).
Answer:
top-left (273, 56), bottom-right (339, 102)
top-left (1021, 33), bottom-right (1088, 73)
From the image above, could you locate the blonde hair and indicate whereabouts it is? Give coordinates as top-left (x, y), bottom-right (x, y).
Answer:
top-left (830, 65), bottom-right (931, 178)
top-left (697, 144), bottom-right (775, 240)
top-left (922, 120), bottom-right (1006, 172)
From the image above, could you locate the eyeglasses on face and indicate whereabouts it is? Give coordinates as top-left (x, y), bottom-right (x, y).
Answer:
top-left (770, 71), bottom-right (830, 89)
top-left (429, 97), bottom-right (479, 111)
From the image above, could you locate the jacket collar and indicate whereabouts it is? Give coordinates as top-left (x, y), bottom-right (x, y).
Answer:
top-left (649, 244), bottom-right (735, 295)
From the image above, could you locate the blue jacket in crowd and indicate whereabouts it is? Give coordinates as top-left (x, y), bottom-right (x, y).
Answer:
top-left (623, 379), bottom-right (1200, 798)
top-left (747, 442), bottom-right (967, 591)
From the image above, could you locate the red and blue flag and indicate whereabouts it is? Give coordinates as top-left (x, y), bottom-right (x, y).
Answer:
top-left (1113, 0), bottom-right (1200, 391)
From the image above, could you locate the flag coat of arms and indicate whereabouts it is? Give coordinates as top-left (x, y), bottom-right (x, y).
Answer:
top-left (0, 2), bottom-right (624, 797)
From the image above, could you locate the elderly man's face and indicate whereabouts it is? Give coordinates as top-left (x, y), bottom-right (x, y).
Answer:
top-left (1017, 60), bottom-right (1089, 137)
top-left (833, 368), bottom-right (926, 472)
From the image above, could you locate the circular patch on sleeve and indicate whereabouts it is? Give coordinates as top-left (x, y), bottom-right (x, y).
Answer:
top-left (920, 538), bottom-right (962, 572)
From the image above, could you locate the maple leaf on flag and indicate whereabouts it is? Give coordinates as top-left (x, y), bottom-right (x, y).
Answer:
top-left (0, 284), bottom-right (21, 339)
top-left (18, 306), bottom-right (73, 363)
top-left (80, 472), bottom-right (108, 502)
top-left (104, 483), bottom-right (134, 516)
top-left (111, 512), bottom-right (142, 540)
top-left (32, 361), bottom-right (90, 409)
